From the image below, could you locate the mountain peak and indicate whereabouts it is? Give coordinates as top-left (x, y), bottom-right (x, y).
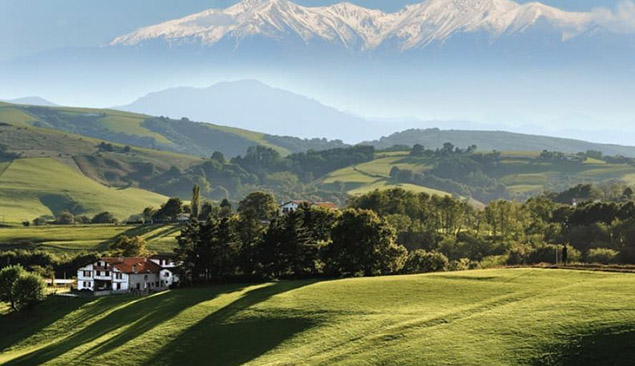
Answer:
top-left (110, 0), bottom-right (595, 50)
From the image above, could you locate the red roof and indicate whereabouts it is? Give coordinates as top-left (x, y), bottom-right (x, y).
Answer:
top-left (313, 202), bottom-right (338, 209)
top-left (101, 257), bottom-right (161, 274)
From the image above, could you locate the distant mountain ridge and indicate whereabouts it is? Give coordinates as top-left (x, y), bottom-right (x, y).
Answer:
top-left (110, 0), bottom-right (594, 52)
top-left (366, 128), bottom-right (635, 157)
top-left (115, 80), bottom-right (371, 142)
top-left (1, 96), bottom-right (57, 107)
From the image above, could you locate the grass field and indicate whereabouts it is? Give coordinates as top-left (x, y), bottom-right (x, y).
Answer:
top-left (0, 224), bottom-right (179, 253)
top-left (1, 269), bottom-right (634, 365)
top-left (321, 151), bottom-right (635, 199)
top-left (0, 158), bottom-right (168, 223)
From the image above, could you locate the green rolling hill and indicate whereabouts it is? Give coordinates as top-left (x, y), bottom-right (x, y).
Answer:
top-left (0, 102), bottom-right (344, 158)
top-left (319, 150), bottom-right (635, 201)
top-left (0, 158), bottom-right (168, 223)
top-left (1, 269), bottom-right (634, 365)
top-left (367, 128), bottom-right (635, 157)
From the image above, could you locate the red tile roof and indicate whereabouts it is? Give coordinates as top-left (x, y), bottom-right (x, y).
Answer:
top-left (313, 202), bottom-right (338, 209)
top-left (101, 257), bottom-right (161, 274)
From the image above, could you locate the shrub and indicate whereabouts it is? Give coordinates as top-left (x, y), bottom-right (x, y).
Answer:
top-left (12, 273), bottom-right (46, 311)
top-left (479, 255), bottom-right (508, 269)
top-left (91, 211), bottom-right (117, 224)
top-left (506, 244), bottom-right (533, 265)
top-left (587, 248), bottom-right (619, 264)
top-left (449, 258), bottom-right (475, 271)
top-left (401, 250), bottom-right (448, 274)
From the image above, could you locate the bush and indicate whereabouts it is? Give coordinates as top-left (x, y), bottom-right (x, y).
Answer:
top-left (479, 255), bottom-right (508, 269)
top-left (449, 258), bottom-right (479, 271)
top-left (587, 248), bottom-right (619, 264)
top-left (91, 211), bottom-right (117, 224)
top-left (0, 266), bottom-right (46, 311)
top-left (401, 250), bottom-right (448, 274)
top-left (506, 244), bottom-right (533, 265)
top-left (0, 265), bottom-right (25, 310)
top-left (12, 273), bottom-right (46, 311)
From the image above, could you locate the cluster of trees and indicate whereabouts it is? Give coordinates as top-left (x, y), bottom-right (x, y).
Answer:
top-left (0, 265), bottom-right (46, 312)
top-left (390, 143), bottom-right (508, 202)
top-left (175, 191), bottom-right (446, 284)
top-left (350, 187), bottom-right (635, 266)
top-left (145, 145), bottom-right (375, 204)
top-left (96, 142), bottom-right (131, 154)
top-left (28, 211), bottom-right (118, 226)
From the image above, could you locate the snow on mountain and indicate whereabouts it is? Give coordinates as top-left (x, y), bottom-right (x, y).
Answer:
top-left (110, 0), bottom-right (593, 51)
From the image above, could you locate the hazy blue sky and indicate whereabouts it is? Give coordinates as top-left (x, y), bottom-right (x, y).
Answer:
top-left (0, 0), bottom-right (622, 60)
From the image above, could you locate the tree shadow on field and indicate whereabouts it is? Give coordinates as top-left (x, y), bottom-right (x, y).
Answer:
top-left (0, 296), bottom-right (93, 353)
top-left (5, 280), bottom-right (317, 366)
top-left (532, 327), bottom-right (635, 366)
top-left (147, 280), bottom-right (320, 366)
top-left (4, 285), bottom-right (247, 366)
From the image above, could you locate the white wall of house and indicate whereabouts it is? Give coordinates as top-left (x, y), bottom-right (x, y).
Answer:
top-left (111, 268), bottom-right (129, 291)
top-left (128, 273), bottom-right (160, 291)
top-left (77, 263), bottom-right (94, 290)
top-left (159, 269), bottom-right (178, 287)
top-left (150, 258), bottom-right (177, 268)
top-left (280, 202), bottom-right (299, 215)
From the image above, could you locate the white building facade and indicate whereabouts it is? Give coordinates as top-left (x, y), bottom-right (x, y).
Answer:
top-left (77, 256), bottom-right (178, 293)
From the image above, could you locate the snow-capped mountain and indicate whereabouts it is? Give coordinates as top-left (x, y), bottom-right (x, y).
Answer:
top-left (110, 0), bottom-right (593, 51)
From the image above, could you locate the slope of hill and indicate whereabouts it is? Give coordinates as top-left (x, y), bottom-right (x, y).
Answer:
top-left (116, 80), bottom-right (370, 142)
top-left (0, 158), bottom-right (168, 223)
top-left (366, 129), bottom-right (635, 157)
top-left (0, 97), bottom-right (57, 107)
top-left (0, 102), bottom-right (345, 159)
top-left (320, 150), bottom-right (635, 201)
top-left (1, 269), bottom-right (635, 365)
top-left (0, 224), bottom-right (179, 253)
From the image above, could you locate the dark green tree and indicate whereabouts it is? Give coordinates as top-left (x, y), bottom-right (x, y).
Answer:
top-left (191, 184), bottom-right (201, 219)
top-left (325, 209), bottom-right (407, 277)
top-left (0, 265), bottom-right (25, 311)
top-left (12, 272), bottom-right (46, 311)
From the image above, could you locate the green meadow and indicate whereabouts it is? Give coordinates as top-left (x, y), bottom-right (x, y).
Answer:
top-left (0, 224), bottom-right (179, 253)
top-left (321, 151), bottom-right (635, 198)
top-left (1, 269), bottom-right (634, 366)
top-left (0, 158), bottom-right (168, 223)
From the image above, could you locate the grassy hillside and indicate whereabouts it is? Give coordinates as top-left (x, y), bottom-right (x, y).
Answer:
top-left (0, 224), bottom-right (179, 253)
top-left (0, 158), bottom-right (168, 223)
top-left (0, 102), bottom-right (344, 158)
top-left (368, 128), bottom-right (635, 157)
top-left (1, 269), bottom-right (634, 365)
top-left (321, 152), bottom-right (451, 197)
top-left (321, 151), bottom-right (635, 200)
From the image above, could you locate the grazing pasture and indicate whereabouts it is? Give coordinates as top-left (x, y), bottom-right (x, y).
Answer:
top-left (0, 224), bottom-right (179, 253)
top-left (1, 269), bottom-right (634, 366)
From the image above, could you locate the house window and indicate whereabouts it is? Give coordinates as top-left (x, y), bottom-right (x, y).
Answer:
top-left (164, 272), bottom-right (170, 278)
top-left (83, 271), bottom-right (91, 277)
top-left (105, 271), bottom-right (110, 276)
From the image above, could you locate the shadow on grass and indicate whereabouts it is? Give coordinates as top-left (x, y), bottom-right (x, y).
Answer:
top-left (532, 327), bottom-right (635, 366)
top-left (0, 296), bottom-right (93, 352)
top-left (147, 280), bottom-right (320, 366)
top-left (6, 280), bottom-right (317, 366)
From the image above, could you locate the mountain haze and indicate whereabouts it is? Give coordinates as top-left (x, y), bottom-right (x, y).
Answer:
top-left (115, 80), bottom-right (370, 142)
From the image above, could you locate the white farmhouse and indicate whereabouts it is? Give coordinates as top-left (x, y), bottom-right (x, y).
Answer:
top-left (77, 255), bottom-right (179, 293)
top-left (279, 200), bottom-right (338, 215)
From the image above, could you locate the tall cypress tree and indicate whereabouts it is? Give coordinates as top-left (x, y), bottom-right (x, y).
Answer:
top-left (191, 184), bottom-right (201, 220)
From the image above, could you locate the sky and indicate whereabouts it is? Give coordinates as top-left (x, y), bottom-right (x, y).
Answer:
top-left (0, 0), bottom-right (623, 61)
top-left (1, 0), bottom-right (634, 145)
